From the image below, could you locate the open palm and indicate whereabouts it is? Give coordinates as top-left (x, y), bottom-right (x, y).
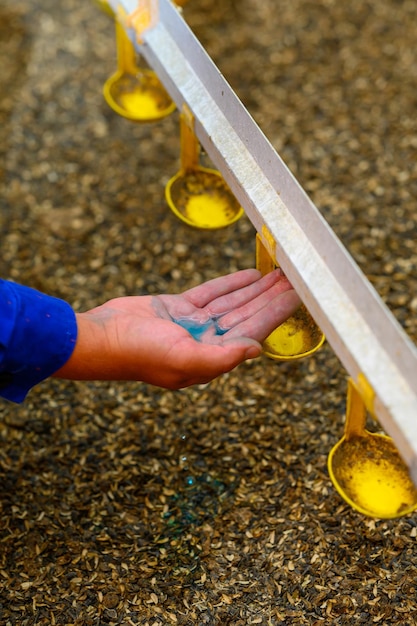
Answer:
top-left (55, 269), bottom-right (301, 388)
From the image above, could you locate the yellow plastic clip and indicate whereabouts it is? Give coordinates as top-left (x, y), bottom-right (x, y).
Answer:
top-left (356, 372), bottom-right (376, 417)
top-left (179, 104), bottom-right (200, 173)
top-left (127, 0), bottom-right (159, 44)
top-left (256, 231), bottom-right (276, 275)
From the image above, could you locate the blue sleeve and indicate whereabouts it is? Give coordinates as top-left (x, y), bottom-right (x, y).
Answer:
top-left (0, 280), bottom-right (78, 403)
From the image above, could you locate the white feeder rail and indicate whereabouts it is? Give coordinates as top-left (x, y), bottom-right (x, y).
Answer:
top-left (106, 0), bottom-right (417, 483)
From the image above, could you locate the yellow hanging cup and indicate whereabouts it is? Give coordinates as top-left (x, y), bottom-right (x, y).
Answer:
top-left (328, 378), bottom-right (417, 519)
top-left (256, 234), bottom-right (324, 360)
top-left (262, 305), bottom-right (325, 360)
top-left (165, 107), bottom-right (243, 229)
top-left (103, 19), bottom-right (175, 123)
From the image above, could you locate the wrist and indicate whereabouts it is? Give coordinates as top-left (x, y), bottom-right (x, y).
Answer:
top-left (52, 312), bottom-right (101, 380)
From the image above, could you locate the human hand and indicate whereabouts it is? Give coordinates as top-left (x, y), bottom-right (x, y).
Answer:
top-left (53, 269), bottom-right (301, 389)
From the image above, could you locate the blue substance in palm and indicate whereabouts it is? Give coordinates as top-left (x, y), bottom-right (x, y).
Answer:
top-left (173, 317), bottom-right (228, 340)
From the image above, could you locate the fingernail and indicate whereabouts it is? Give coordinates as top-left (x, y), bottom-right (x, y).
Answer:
top-left (245, 345), bottom-right (261, 359)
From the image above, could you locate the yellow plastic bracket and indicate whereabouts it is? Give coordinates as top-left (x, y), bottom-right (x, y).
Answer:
top-left (356, 372), bottom-right (376, 417)
top-left (127, 0), bottom-right (159, 44)
top-left (179, 104), bottom-right (200, 173)
top-left (181, 102), bottom-right (194, 131)
top-left (256, 231), bottom-right (276, 275)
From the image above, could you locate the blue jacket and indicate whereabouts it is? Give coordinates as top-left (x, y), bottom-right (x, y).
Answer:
top-left (0, 280), bottom-right (77, 402)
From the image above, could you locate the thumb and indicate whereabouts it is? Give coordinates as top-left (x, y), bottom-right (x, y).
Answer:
top-left (222, 337), bottom-right (262, 363)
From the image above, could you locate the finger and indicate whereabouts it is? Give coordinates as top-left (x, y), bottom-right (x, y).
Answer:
top-left (171, 337), bottom-right (263, 387)
top-left (222, 290), bottom-right (301, 343)
top-left (203, 269), bottom-right (289, 317)
top-left (214, 275), bottom-right (296, 330)
top-left (183, 269), bottom-right (261, 308)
